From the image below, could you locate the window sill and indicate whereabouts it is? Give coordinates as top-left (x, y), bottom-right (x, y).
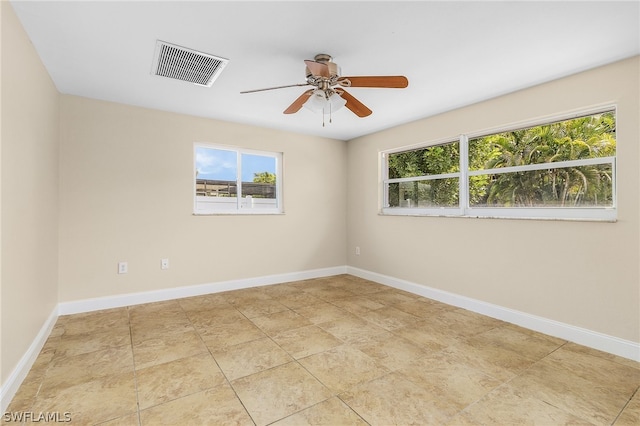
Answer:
top-left (380, 209), bottom-right (617, 223)
top-left (193, 211), bottom-right (285, 216)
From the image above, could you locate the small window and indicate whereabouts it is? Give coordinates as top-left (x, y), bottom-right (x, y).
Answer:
top-left (382, 108), bottom-right (616, 221)
top-left (194, 144), bottom-right (283, 214)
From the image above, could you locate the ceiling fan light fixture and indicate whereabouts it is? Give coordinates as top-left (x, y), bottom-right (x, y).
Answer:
top-left (303, 89), bottom-right (346, 114)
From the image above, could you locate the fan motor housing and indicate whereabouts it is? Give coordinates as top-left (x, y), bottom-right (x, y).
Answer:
top-left (306, 54), bottom-right (341, 80)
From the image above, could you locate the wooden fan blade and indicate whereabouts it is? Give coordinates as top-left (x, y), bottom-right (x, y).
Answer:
top-left (283, 89), bottom-right (314, 114)
top-left (339, 76), bottom-right (408, 88)
top-left (340, 89), bottom-right (372, 117)
top-left (304, 60), bottom-right (330, 78)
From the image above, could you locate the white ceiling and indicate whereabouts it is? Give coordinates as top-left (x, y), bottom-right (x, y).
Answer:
top-left (10, 1), bottom-right (640, 141)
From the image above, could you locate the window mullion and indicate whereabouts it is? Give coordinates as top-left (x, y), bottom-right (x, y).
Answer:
top-left (236, 152), bottom-right (242, 210)
top-left (459, 134), bottom-right (469, 215)
top-left (382, 152), bottom-right (390, 208)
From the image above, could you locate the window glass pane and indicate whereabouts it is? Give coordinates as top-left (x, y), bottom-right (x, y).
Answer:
top-left (469, 164), bottom-right (614, 208)
top-left (195, 147), bottom-right (237, 198)
top-left (388, 142), bottom-right (460, 178)
top-left (469, 111), bottom-right (616, 171)
top-left (388, 179), bottom-right (459, 208)
top-left (241, 153), bottom-right (277, 200)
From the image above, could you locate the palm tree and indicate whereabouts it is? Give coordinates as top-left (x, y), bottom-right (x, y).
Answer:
top-left (473, 112), bottom-right (615, 207)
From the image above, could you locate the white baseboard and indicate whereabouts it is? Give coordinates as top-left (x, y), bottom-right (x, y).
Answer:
top-left (58, 266), bottom-right (348, 315)
top-left (347, 266), bottom-right (640, 362)
top-left (1, 306), bottom-right (58, 413)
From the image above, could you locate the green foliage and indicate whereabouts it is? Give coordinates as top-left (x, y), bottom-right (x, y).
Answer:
top-left (388, 142), bottom-right (460, 207)
top-left (470, 111), bottom-right (615, 207)
top-left (253, 171), bottom-right (276, 184)
top-left (387, 111), bottom-right (616, 209)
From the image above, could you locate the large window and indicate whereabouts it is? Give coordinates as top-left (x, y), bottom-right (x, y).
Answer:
top-left (194, 144), bottom-right (283, 214)
top-left (382, 108), bottom-right (616, 221)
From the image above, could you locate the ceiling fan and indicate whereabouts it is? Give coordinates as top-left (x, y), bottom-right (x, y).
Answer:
top-left (240, 54), bottom-right (408, 121)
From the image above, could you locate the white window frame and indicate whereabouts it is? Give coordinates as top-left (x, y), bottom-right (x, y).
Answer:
top-left (381, 107), bottom-right (617, 221)
top-left (194, 143), bottom-right (284, 215)
top-left (382, 137), bottom-right (464, 217)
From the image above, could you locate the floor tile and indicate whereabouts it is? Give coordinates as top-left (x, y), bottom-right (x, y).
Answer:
top-left (448, 383), bottom-right (594, 425)
top-left (177, 293), bottom-right (231, 312)
top-left (139, 385), bottom-right (253, 426)
top-left (614, 389), bottom-right (640, 425)
top-left (7, 275), bottom-right (639, 425)
top-left (430, 308), bottom-right (503, 338)
top-left (437, 337), bottom-right (537, 382)
top-left (96, 412), bottom-right (140, 425)
top-left (5, 376), bottom-right (39, 413)
top-left (337, 278), bottom-right (389, 295)
top-left (211, 337), bottom-right (293, 381)
top-left (60, 308), bottom-right (130, 336)
top-left (392, 318), bottom-right (462, 351)
top-left (231, 361), bottom-right (332, 426)
top-left (259, 282), bottom-right (303, 297)
top-left (272, 397), bottom-right (368, 425)
top-left (340, 371), bottom-right (460, 425)
top-left (397, 352), bottom-right (503, 409)
top-left (358, 305), bottom-right (420, 330)
top-left (249, 309), bottom-right (312, 335)
top-left (544, 346), bottom-right (640, 394)
top-left (6, 341), bottom-right (58, 412)
top-left (186, 305), bottom-right (247, 330)
top-left (508, 357), bottom-right (633, 424)
top-left (54, 327), bottom-right (131, 359)
top-left (354, 332), bottom-right (428, 371)
top-left (392, 298), bottom-right (455, 319)
top-left (39, 345), bottom-right (134, 397)
top-left (132, 330), bottom-right (207, 370)
top-left (470, 325), bottom-right (565, 361)
top-left (233, 298), bottom-right (289, 318)
top-left (364, 288), bottom-right (419, 305)
top-left (128, 300), bottom-right (183, 319)
top-left (222, 287), bottom-right (272, 305)
top-left (136, 352), bottom-right (226, 409)
top-left (302, 285), bottom-right (358, 301)
top-left (31, 372), bottom-right (137, 425)
top-left (298, 344), bottom-right (389, 393)
top-left (129, 311), bottom-right (193, 344)
top-left (271, 324), bottom-right (343, 359)
top-left (199, 317), bottom-right (267, 350)
top-left (274, 292), bottom-right (324, 309)
top-left (329, 295), bottom-right (386, 315)
top-left (293, 301), bottom-right (350, 324)
top-left (562, 342), bottom-right (640, 371)
top-left (317, 315), bottom-right (388, 344)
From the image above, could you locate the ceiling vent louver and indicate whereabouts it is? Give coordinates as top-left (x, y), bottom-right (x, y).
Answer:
top-left (152, 40), bottom-right (228, 87)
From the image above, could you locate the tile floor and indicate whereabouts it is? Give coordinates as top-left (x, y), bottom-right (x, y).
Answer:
top-left (5, 275), bottom-right (640, 425)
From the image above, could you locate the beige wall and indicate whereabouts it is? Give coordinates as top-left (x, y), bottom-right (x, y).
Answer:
top-left (1, 2), bottom-right (60, 384)
top-left (347, 56), bottom-right (640, 343)
top-left (58, 96), bottom-right (347, 302)
top-left (2, 0), bottom-right (638, 393)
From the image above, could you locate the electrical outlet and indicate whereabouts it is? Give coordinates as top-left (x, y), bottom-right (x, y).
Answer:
top-left (355, 246), bottom-right (361, 256)
top-left (118, 262), bottom-right (128, 274)
top-left (161, 258), bottom-right (169, 270)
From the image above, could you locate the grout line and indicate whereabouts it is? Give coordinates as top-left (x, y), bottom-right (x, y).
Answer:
top-left (611, 385), bottom-right (639, 425)
top-left (186, 300), bottom-right (259, 426)
top-left (125, 307), bottom-right (142, 426)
